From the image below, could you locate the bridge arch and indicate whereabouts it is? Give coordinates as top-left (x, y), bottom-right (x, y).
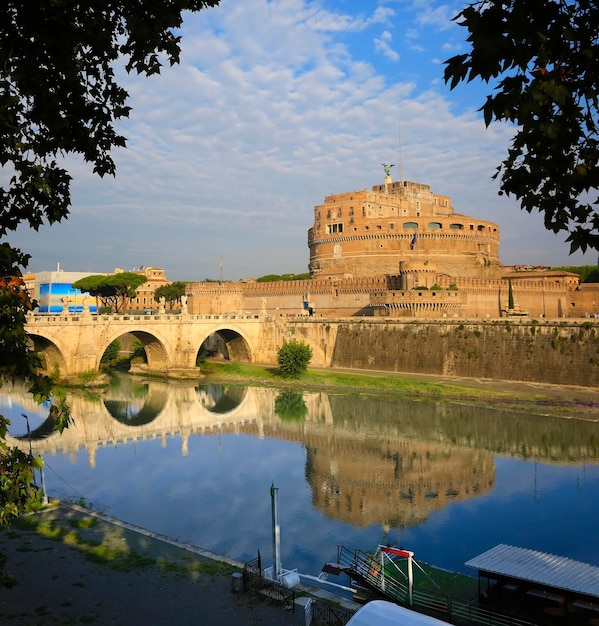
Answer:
top-left (99, 329), bottom-right (169, 371)
top-left (28, 334), bottom-right (68, 376)
top-left (200, 326), bottom-right (252, 363)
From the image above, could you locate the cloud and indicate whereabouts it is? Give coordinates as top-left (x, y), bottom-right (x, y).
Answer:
top-left (6, 0), bottom-right (594, 279)
top-left (374, 30), bottom-right (400, 62)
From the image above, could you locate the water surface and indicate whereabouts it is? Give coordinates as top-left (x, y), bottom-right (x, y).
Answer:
top-left (2, 377), bottom-right (598, 577)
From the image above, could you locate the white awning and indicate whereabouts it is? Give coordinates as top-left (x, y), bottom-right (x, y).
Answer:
top-left (465, 544), bottom-right (599, 599)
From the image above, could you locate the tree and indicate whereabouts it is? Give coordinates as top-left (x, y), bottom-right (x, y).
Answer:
top-left (508, 279), bottom-right (515, 310)
top-left (277, 340), bottom-right (313, 379)
top-left (444, 0), bottom-right (599, 254)
top-left (73, 273), bottom-right (147, 314)
top-left (1, 245), bottom-right (71, 527)
top-left (154, 282), bottom-right (187, 309)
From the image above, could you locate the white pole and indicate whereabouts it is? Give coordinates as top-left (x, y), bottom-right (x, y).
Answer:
top-left (271, 483), bottom-right (282, 581)
top-left (408, 554), bottom-right (414, 605)
top-left (40, 463), bottom-right (48, 505)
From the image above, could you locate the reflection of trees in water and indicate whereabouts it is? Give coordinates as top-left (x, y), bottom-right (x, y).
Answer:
top-left (325, 395), bottom-right (599, 462)
top-left (102, 373), bottom-right (166, 426)
top-left (195, 384), bottom-right (247, 414)
top-left (107, 372), bottom-right (150, 399)
top-left (275, 390), bottom-right (307, 422)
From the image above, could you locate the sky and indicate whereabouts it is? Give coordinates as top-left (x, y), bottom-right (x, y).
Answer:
top-left (8, 0), bottom-right (598, 281)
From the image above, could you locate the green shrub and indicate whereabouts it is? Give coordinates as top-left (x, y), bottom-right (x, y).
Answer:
top-left (277, 339), bottom-right (312, 378)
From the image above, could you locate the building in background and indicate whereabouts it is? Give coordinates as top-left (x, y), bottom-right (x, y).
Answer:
top-left (187, 171), bottom-right (595, 319)
top-left (27, 266), bottom-right (173, 314)
top-left (32, 268), bottom-right (97, 314)
top-left (127, 266), bottom-right (173, 312)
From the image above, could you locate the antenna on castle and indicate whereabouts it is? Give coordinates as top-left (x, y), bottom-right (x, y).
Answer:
top-left (398, 123), bottom-right (403, 186)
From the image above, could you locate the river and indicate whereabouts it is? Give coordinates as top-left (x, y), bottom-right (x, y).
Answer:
top-left (2, 374), bottom-right (598, 579)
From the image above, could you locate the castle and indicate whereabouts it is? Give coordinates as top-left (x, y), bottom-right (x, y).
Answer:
top-left (186, 170), bottom-right (596, 320)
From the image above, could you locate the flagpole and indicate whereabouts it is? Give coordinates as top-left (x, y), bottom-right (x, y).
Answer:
top-left (398, 123), bottom-right (403, 186)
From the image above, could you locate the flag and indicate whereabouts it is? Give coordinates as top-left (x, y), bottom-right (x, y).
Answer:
top-left (410, 233), bottom-right (417, 250)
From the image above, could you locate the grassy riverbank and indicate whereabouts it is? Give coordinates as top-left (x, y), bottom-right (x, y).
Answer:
top-left (200, 361), bottom-right (599, 420)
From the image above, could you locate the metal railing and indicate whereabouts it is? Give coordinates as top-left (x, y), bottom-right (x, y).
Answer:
top-left (306, 598), bottom-right (355, 626)
top-left (243, 558), bottom-right (296, 612)
top-left (337, 545), bottom-right (409, 604)
top-left (335, 546), bottom-right (550, 626)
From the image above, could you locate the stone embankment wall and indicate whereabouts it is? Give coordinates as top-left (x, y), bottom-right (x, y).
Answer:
top-left (289, 319), bottom-right (599, 388)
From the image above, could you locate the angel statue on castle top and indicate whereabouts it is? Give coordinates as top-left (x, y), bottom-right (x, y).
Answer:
top-left (382, 163), bottom-right (394, 176)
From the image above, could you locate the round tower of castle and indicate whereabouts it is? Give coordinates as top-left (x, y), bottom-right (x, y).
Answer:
top-left (308, 172), bottom-right (502, 280)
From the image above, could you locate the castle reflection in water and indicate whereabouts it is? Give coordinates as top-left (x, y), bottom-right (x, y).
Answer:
top-left (4, 375), bottom-right (598, 535)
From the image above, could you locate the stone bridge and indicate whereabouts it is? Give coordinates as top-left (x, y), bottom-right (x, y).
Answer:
top-left (24, 311), bottom-right (295, 377)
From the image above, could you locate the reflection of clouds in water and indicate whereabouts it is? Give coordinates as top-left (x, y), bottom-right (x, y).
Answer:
top-left (1, 393), bottom-right (53, 439)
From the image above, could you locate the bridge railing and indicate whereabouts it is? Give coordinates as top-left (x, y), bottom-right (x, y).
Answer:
top-left (26, 312), bottom-right (264, 324)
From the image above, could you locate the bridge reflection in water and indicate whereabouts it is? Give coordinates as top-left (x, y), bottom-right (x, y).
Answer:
top-left (2, 376), bottom-right (599, 577)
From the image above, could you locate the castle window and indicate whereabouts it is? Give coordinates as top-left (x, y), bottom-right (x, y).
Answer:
top-left (403, 222), bottom-right (418, 229)
top-left (349, 217), bottom-right (354, 224)
top-left (390, 223), bottom-right (395, 229)
top-left (326, 223), bottom-right (344, 234)
top-left (428, 222), bottom-right (442, 229)
top-left (339, 208), bottom-right (342, 217)
top-left (349, 207), bottom-right (354, 216)
top-left (450, 223), bottom-right (463, 230)
top-left (327, 210), bottom-right (331, 218)
top-left (470, 224), bottom-right (474, 230)
top-left (377, 225), bottom-right (382, 230)
top-left (477, 224), bottom-right (485, 231)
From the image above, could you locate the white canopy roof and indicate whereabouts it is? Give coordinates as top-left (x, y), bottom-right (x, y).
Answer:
top-left (465, 544), bottom-right (599, 598)
top-left (346, 601), bottom-right (450, 626)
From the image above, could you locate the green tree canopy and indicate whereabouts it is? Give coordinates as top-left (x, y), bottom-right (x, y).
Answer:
top-left (256, 273), bottom-right (311, 282)
top-left (1, 0), bottom-right (220, 248)
top-left (553, 265), bottom-right (599, 282)
top-left (73, 272), bottom-right (147, 313)
top-left (444, 0), bottom-right (599, 254)
top-left (154, 282), bottom-right (188, 309)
